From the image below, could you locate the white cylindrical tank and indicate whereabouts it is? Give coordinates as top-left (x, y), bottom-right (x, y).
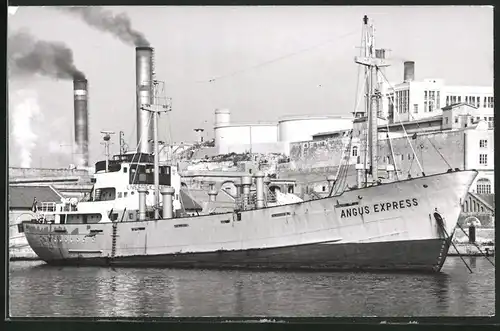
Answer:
top-left (214, 108), bottom-right (231, 154)
top-left (215, 123), bottom-right (278, 155)
top-left (278, 115), bottom-right (353, 143)
top-left (214, 108), bottom-right (231, 127)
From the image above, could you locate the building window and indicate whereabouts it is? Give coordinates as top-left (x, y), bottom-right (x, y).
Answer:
top-left (465, 96), bottom-right (469, 104)
top-left (445, 117), bottom-right (449, 124)
top-left (479, 154), bottom-right (488, 165)
top-left (476, 98), bottom-right (480, 108)
top-left (476, 178), bottom-right (491, 194)
top-left (437, 91), bottom-right (440, 109)
top-left (352, 146), bottom-right (358, 157)
top-left (424, 101), bottom-right (428, 112)
top-left (488, 96), bottom-right (494, 108)
top-left (454, 116), bottom-right (458, 124)
top-left (446, 96), bottom-right (450, 106)
top-left (117, 192), bottom-right (122, 198)
top-left (458, 96), bottom-right (461, 103)
top-left (479, 139), bottom-right (487, 148)
top-left (484, 96), bottom-right (487, 108)
top-left (413, 104), bottom-right (418, 113)
top-left (424, 91), bottom-right (428, 100)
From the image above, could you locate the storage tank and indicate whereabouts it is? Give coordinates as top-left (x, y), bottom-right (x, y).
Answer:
top-left (215, 123), bottom-right (278, 155)
top-left (214, 108), bottom-right (231, 153)
top-left (214, 108), bottom-right (231, 127)
top-left (278, 115), bottom-right (353, 143)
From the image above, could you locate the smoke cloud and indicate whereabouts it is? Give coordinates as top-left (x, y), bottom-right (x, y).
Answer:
top-left (8, 30), bottom-right (85, 80)
top-left (58, 6), bottom-right (150, 47)
top-left (48, 140), bottom-right (84, 168)
top-left (11, 89), bottom-right (42, 168)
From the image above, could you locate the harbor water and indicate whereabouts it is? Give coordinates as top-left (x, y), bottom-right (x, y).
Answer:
top-left (9, 257), bottom-right (494, 317)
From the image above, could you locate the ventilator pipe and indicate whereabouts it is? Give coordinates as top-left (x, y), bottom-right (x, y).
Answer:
top-left (208, 190), bottom-right (218, 202)
top-left (386, 164), bottom-right (395, 181)
top-left (356, 164), bottom-right (365, 188)
top-left (138, 187), bottom-right (148, 221)
top-left (241, 175), bottom-right (252, 208)
top-left (234, 181), bottom-right (243, 210)
top-left (254, 171), bottom-right (265, 209)
top-left (161, 186), bottom-right (175, 219)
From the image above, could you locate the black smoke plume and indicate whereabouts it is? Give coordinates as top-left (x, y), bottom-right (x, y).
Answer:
top-left (58, 6), bottom-right (150, 47)
top-left (8, 30), bottom-right (85, 80)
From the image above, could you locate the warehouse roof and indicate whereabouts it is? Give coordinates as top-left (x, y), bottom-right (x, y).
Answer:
top-left (9, 185), bottom-right (62, 209)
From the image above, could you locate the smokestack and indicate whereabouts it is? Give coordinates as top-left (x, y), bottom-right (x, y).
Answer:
top-left (403, 61), bottom-right (415, 82)
top-left (136, 46), bottom-right (154, 154)
top-left (73, 79), bottom-right (89, 167)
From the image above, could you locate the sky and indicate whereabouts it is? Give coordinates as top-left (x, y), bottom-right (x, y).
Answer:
top-left (7, 6), bottom-right (493, 168)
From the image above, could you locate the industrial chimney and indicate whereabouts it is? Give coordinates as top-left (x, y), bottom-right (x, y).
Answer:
top-left (73, 79), bottom-right (89, 167)
top-left (136, 47), bottom-right (154, 154)
top-left (403, 61), bottom-right (415, 82)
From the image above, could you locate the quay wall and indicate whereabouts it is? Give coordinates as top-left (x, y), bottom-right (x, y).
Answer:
top-left (287, 130), bottom-right (466, 177)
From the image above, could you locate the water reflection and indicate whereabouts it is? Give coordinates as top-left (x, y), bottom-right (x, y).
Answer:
top-left (9, 257), bottom-right (495, 317)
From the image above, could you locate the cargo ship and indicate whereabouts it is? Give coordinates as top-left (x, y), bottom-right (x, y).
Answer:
top-left (21, 15), bottom-right (477, 272)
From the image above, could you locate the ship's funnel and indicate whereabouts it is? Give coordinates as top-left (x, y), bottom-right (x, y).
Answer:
top-left (136, 47), bottom-right (154, 154)
top-left (403, 61), bottom-right (415, 82)
top-left (73, 79), bottom-right (89, 167)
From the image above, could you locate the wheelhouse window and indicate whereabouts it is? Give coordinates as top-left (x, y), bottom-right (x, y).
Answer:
top-left (96, 187), bottom-right (116, 201)
top-left (129, 164), bottom-right (171, 185)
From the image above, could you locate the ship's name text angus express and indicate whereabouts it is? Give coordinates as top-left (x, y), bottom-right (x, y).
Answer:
top-left (339, 198), bottom-right (419, 219)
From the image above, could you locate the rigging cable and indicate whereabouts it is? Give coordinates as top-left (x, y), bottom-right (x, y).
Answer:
top-left (328, 60), bottom-right (370, 197)
top-left (378, 69), bottom-right (425, 176)
top-left (197, 29), bottom-right (360, 84)
top-left (382, 96), bottom-right (400, 181)
top-left (380, 69), bottom-right (452, 171)
top-left (407, 108), bottom-right (453, 170)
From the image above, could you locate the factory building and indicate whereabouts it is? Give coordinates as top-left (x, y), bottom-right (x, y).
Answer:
top-left (381, 61), bottom-right (494, 124)
top-left (213, 109), bottom-right (352, 155)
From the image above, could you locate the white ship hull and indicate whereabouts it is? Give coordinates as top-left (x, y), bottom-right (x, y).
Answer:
top-left (23, 171), bottom-right (477, 272)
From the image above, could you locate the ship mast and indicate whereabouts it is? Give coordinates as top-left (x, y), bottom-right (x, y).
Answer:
top-left (141, 80), bottom-right (171, 219)
top-left (355, 15), bottom-right (389, 185)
